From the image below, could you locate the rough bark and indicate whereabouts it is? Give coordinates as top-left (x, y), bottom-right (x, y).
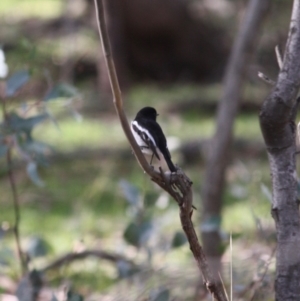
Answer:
top-left (201, 0), bottom-right (270, 279)
top-left (259, 1), bottom-right (300, 300)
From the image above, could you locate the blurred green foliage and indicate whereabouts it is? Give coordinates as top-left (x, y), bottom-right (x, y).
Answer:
top-left (0, 0), bottom-right (63, 19)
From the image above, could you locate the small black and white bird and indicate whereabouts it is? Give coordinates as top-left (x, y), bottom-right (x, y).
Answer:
top-left (131, 107), bottom-right (177, 172)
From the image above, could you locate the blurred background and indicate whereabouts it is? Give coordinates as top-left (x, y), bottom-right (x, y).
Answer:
top-left (0, 0), bottom-right (293, 300)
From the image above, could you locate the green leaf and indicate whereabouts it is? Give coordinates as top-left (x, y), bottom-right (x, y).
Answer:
top-left (171, 231), bottom-right (187, 248)
top-left (144, 191), bottom-right (158, 207)
top-left (66, 290), bottom-right (84, 301)
top-left (27, 236), bottom-right (50, 258)
top-left (26, 161), bottom-right (44, 187)
top-left (7, 113), bottom-right (48, 136)
top-left (22, 140), bottom-right (53, 165)
top-left (150, 288), bottom-right (170, 301)
top-left (123, 221), bottom-right (152, 247)
top-left (123, 222), bottom-right (140, 247)
top-left (6, 70), bottom-right (30, 97)
top-left (44, 83), bottom-right (79, 101)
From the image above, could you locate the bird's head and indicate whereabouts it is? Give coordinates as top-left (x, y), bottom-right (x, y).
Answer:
top-left (136, 107), bottom-right (158, 121)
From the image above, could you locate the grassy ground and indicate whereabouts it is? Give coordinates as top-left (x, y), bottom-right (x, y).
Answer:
top-left (0, 81), bottom-right (275, 299)
top-left (0, 0), bottom-right (63, 20)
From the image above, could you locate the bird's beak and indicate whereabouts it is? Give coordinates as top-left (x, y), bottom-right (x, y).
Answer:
top-left (156, 113), bottom-right (159, 116)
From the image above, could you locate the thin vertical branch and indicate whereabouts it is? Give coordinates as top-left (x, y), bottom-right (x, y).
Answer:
top-left (1, 97), bottom-right (27, 275)
top-left (7, 148), bottom-right (27, 274)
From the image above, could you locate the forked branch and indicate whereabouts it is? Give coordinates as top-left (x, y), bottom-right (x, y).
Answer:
top-left (93, 1), bottom-right (227, 300)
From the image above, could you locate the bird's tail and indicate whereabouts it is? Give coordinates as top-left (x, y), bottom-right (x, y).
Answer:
top-left (165, 156), bottom-right (177, 172)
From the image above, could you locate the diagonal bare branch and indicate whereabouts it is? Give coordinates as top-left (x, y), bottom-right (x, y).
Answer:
top-left (93, 1), bottom-right (227, 300)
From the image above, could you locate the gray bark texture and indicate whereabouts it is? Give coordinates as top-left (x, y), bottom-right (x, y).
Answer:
top-left (201, 0), bottom-right (270, 278)
top-left (259, 1), bottom-right (300, 300)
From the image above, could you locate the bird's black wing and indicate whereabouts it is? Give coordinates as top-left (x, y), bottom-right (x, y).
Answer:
top-left (146, 120), bottom-right (177, 172)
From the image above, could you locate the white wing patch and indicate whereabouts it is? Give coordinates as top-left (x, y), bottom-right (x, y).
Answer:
top-left (131, 120), bottom-right (159, 157)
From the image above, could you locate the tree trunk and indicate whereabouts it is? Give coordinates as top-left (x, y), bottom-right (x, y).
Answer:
top-left (259, 1), bottom-right (300, 300)
top-left (200, 0), bottom-right (270, 279)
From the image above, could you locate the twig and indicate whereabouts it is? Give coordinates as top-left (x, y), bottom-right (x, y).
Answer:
top-left (41, 250), bottom-right (137, 272)
top-left (275, 45), bottom-right (283, 70)
top-left (219, 273), bottom-right (229, 301)
top-left (1, 98), bottom-right (27, 275)
top-left (93, 1), bottom-right (227, 300)
top-left (7, 149), bottom-right (27, 274)
top-left (258, 71), bottom-right (275, 85)
top-left (249, 247), bottom-right (276, 301)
